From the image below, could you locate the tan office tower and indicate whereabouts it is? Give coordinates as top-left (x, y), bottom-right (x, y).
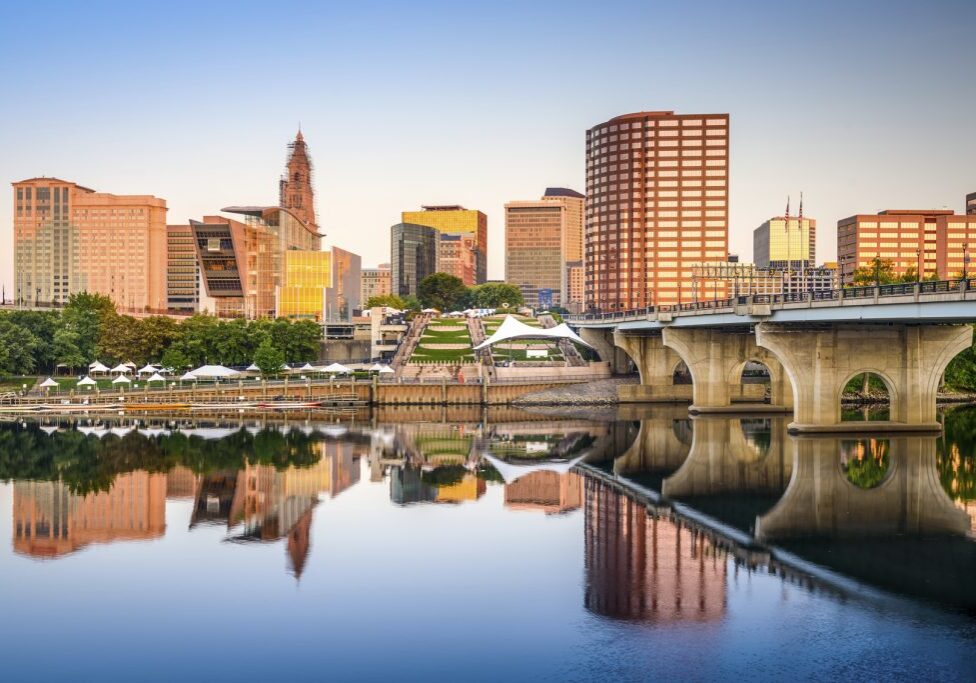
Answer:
top-left (13, 177), bottom-right (167, 311)
top-left (505, 188), bottom-right (584, 309)
top-left (361, 263), bottom-right (392, 304)
top-left (585, 111), bottom-right (729, 310)
top-left (167, 224), bottom-right (199, 312)
top-left (837, 209), bottom-right (976, 284)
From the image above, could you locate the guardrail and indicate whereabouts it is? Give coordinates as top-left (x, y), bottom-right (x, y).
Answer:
top-left (567, 278), bottom-right (975, 323)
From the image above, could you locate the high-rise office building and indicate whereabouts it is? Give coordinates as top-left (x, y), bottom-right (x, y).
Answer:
top-left (967, 192), bottom-right (976, 216)
top-left (837, 209), bottom-right (976, 284)
top-left (191, 206), bottom-right (322, 318)
top-left (401, 205), bottom-right (487, 285)
top-left (566, 260), bottom-right (585, 313)
top-left (361, 263), bottom-right (392, 304)
top-left (753, 216), bottom-right (816, 269)
top-left (391, 222), bottom-right (438, 297)
top-left (13, 177), bottom-right (168, 311)
top-left (505, 188), bottom-right (585, 309)
top-left (585, 111), bottom-right (730, 310)
top-left (279, 130), bottom-right (317, 231)
top-left (166, 224), bottom-right (199, 312)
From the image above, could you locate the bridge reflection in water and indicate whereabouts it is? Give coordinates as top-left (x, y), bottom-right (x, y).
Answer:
top-left (589, 409), bottom-right (976, 611)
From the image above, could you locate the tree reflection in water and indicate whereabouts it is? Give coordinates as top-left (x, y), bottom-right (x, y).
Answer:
top-left (840, 438), bottom-right (891, 489)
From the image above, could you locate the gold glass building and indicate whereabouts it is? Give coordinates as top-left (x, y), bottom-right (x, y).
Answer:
top-left (278, 250), bottom-right (332, 319)
top-left (401, 205), bottom-right (487, 285)
top-left (753, 216), bottom-right (816, 268)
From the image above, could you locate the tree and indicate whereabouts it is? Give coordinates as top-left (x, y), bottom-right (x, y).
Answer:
top-left (253, 338), bottom-right (285, 376)
top-left (52, 328), bottom-right (86, 373)
top-left (160, 347), bottom-right (190, 372)
top-left (467, 282), bottom-right (524, 309)
top-left (851, 258), bottom-right (897, 286)
top-left (418, 273), bottom-right (469, 311)
top-left (365, 294), bottom-right (407, 309)
top-left (0, 317), bottom-right (40, 375)
top-left (62, 292), bottom-right (117, 361)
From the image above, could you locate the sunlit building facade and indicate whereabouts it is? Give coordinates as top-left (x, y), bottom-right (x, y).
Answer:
top-left (504, 471), bottom-right (582, 514)
top-left (585, 111), bottom-right (730, 310)
top-left (402, 205), bottom-right (488, 285)
top-left (166, 224), bottom-right (199, 312)
top-left (279, 130), bottom-right (317, 231)
top-left (391, 222), bottom-right (438, 297)
top-left (566, 260), bottom-right (585, 313)
top-left (361, 263), bottom-right (391, 304)
top-left (505, 188), bottom-right (585, 309)
top-left (13, 177), bottom-right (168, 311)
top-left (837, 209), bottom-right (976, 284)
top-left (753, 216), bottom-right (816, 268)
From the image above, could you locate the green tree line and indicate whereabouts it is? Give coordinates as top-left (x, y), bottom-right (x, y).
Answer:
top-left (366, 275), bottom-right (526, 313)
top-left (0, 293), bottom-right (322, 376)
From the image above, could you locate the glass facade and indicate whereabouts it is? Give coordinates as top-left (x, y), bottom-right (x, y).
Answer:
top-left (391, 223), bottom-right (438, 297)
top-left (753, 217), bottom-right (816, 268)
top-left (401, 206), bottom-right (488, 284)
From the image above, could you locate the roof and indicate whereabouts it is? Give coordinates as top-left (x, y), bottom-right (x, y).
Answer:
top-left (544, 187), bottom-right (585, 199)
top-left (12, 177), bottom-right (96, 193)
top-left (221, 206), bottom-right (324, 237)
top-left (473, 315), bottom-right (594, 351)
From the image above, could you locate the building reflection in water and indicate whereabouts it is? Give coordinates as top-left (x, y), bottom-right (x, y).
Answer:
top-left (191, 440), bottom-right (363, 577)
top-left (505, 471), bottom-right (582, 515)
top-left (13, 472), bottom-right (167, 558)
top-left (584, 478), bottom-right (726, 621)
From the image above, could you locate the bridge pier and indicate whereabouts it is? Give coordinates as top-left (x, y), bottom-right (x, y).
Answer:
top-left (661, 328), bottom-right (793, 413)
top-left (755, 435), bottom-right (970, 539)
top-left (613, 332), bottom-right (693, 402)
top-left (756, 323), bottom-right (972, 433)
top-left (661, 417), bottom-right (791, 499)
top-left (579, 327), bottom-right (633, 374)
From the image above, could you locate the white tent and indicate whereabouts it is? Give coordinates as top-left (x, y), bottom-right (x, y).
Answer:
top-left (246, 363), bottom-right (260, 372)
top-left (137, 364), bottom-right (158, 376)
top-left (369, 363), bottom-right (386, 372)
top-left (180, 371), bottom-right (198, 381)
top-left (472, 315), bottom-right (594, 351)
top-left (421, 308), bottom-right (440, 314)
top-left (40, 425), bottom-right (60, 435)
top-left (123, 361), bottom-right (138, 369)
top-left (110, 364), bottom-right (132, 374)
top-left (77, 376), bottom-right (98, 387)
top-left (89, 361), bottom-right (110, 374)
top-left (379, 365), bottom-right (395, 374)
top-left (189, 365), bottom-right (241, 379)
top-left (39, 377), bottom-right (59, 388)
top-left (146, 372), bottom-right (167, 383)
top-left (300, 362), bottom-right (316, 371)
top-left (323, 362), bottom-right (351, 374)
top-left (112, 374), bottom-right (131, 385)
top-left (482, 453), bottom-right (586, 485)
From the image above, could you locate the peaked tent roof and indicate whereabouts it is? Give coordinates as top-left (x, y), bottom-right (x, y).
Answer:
top-left (89, 361), bottom-right (110, 373)
top-left (110, 364), bottom-right (131, 373)
top-left (112, 374), bottom-right (131, 384)
top-left (77, 376), bottom-right (98, 386)
top-left (40, 377), bottom-right (59, 388)
top-left (481, 453), bottom-right (587, 485)
top-left (146, 373), bottom-right (167, 382)
top-left (323, 362), bottom-right (351, 373)
top-left (472, 315), bottom-right (594, 351)
top-left (189, 365), bottom-right (241, 378)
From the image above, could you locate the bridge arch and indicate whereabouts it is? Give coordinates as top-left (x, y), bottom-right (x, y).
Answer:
top-left (839, 369), bottom-right (896, 423)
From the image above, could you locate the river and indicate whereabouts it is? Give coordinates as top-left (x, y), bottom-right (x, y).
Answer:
top-left (0, 405), bottom-right (974, 681)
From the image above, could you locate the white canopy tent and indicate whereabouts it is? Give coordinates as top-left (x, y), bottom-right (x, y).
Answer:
top-left (112, 374), bottom-right (131, 385)
top-left (481, 453), bottom-right (587, 485)
top-left (89, 361), bottom-right (110, 374)
top-left (300, 362), bottom-right (317, 371)
top-left (323, 362), bottom-right (351, 374)
top-left (137, 364), bottom-right (158, 376)
top-left (77, 376), bottom-right (98, 387)
top-left (246, 363), bottom-right (260, 372)
top-left (39, 377), bottom-right (59, 388)
top-left (146, 372), bottom-right (167, 383)
top-left (472, 315), bottom-right (594, 351)
top-left (179, 371), bottom-right (198, 382)
top-left (110, 364), bottom-right (132, 374)
top-left (188, 365), bottom-right (241, 379)
top-left (378, 365), bottom-right (395, 374)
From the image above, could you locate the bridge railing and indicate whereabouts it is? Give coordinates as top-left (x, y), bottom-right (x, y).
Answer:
top-left (568, 278), bottom-right (973, 323)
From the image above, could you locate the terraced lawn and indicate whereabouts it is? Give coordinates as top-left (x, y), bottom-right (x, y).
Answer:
top-left (409, 318), bottom-right (476, 363)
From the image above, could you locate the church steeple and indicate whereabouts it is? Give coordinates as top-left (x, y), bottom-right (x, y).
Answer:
top-left (279, 129), bottom-right (316, 229)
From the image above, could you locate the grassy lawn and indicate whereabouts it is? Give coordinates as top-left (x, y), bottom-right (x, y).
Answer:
top-left (411, 318), bottom-right (475, 363)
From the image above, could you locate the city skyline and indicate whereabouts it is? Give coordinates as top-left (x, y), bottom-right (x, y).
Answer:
top-left (1, 1), bottom-right (975, 294)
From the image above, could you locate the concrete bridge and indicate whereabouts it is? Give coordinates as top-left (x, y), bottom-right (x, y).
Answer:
top-left (570, 280), bottom-right (976, 433)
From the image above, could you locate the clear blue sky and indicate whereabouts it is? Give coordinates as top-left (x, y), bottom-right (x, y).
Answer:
top-left (1, 0), bottom-right (974, 287)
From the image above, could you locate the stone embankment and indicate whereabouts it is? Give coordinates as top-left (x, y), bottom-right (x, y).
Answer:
top-left (512, 376), bottom-right (638, 406)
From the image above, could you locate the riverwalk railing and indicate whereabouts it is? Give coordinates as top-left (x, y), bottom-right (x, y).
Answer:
top-left (567, 278), bottom-right (976, 323)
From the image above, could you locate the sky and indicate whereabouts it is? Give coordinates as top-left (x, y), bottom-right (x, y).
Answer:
top-left (1, 0), bottom-right (974, 288)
